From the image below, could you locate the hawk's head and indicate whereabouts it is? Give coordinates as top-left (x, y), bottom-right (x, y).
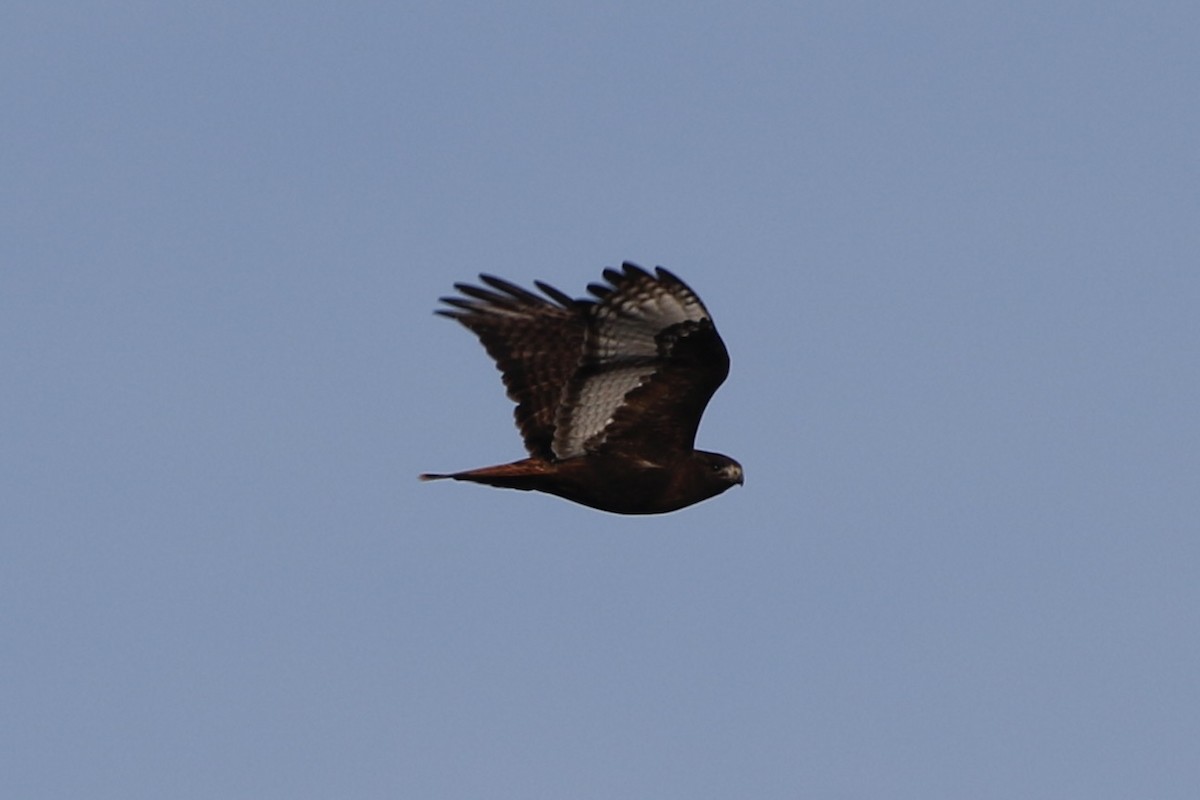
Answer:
top-left (692, 450), bottom-right (744, 497)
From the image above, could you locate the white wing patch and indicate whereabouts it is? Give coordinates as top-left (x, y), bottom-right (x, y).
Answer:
top-left (552, 364), bottom-right (657, 458)
top-left (550, 266), bottom-right (712, 459)
top-left (591, 276), bottom-right (708, 360)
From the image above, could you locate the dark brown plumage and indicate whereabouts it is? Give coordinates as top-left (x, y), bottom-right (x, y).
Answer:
top-left (420, 262), bottom-right (743, 514)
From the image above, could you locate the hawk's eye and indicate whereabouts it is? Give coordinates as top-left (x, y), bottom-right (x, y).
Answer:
top-left (710, 462), bottom-right (723, 472)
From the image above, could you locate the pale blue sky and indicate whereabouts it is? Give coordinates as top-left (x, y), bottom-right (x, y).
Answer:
top-left (3, 2), bottom-right (1198, 798)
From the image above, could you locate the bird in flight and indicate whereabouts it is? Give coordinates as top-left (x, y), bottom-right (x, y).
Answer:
top-left (420, 262), bottom-right (742, 514)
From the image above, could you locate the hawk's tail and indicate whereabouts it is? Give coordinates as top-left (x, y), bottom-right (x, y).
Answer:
top-left (418, 459), bottom-right (553, 491)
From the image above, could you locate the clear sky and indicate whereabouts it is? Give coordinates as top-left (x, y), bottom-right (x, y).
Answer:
top-left (3, 2), bottom-right (1198, 798)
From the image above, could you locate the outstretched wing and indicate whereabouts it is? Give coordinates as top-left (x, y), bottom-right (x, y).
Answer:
top-left (552, 263), bottom-right (730, 460)
top-left (437, 275), bottom-right (589, 459)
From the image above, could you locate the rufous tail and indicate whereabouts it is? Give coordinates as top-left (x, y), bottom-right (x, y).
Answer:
top-left (418, 459), bottom-right (552, 490)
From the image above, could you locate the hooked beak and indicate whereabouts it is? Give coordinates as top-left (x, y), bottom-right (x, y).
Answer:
top-left (727, 463), bottom-right (744, 486)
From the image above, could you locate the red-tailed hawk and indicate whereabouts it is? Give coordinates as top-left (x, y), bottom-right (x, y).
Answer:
top-left (420, 262), bottom-right (743, 514)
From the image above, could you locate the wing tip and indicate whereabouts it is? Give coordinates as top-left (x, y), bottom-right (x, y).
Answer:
top-left (620, 261), bottom-right (651, 278)
top-left (435, 274), bottom-right (584, 313)
top-left (533, 280), bottom-right (575, 307)
top-left (653, 265), bottom-right (683, 284)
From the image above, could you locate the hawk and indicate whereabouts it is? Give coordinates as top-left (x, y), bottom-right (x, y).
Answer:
top-left (420, 262), bottom-right (743, 514)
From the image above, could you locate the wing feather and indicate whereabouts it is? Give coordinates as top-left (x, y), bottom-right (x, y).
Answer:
top-left (437, 275), bottom-right (587, 459)
top-left (552, 263), bottom-right (729, 459)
